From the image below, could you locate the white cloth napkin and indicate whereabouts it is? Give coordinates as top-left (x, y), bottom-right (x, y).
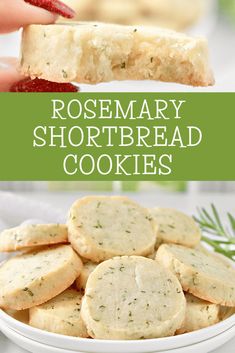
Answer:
top-left (0, 192), bottom-right (65, 262)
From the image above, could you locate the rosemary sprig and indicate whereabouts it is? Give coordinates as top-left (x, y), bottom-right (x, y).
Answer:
top-left (194, 204), bottom-right (235, 261)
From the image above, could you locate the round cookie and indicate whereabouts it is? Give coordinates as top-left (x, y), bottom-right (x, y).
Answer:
top-left (29, 289), bottom-right (88, 337)
top-left (0, 245), bottom-right (83, 310)
top-left (81, 256), bottom-right (186, 340)
top-left (68, 196), bottom-right (158, 262)
top-left (149, 208), bottom-right (201, 248)
top-left (0, 224), bottom-right (68, 252)
top-left (76, 261), bottom-right (97, 290)
top-left (176, 293), bottom-right (219, 334)
top-left (156, 244), bottom-right (235, 306)
top-left (196, 244), bottom-right (234, 270)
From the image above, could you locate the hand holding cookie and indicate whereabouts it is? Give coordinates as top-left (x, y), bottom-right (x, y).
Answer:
top-left (0, 0), bottom-right (75, 91)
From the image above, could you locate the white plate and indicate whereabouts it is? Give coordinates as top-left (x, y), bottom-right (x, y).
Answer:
top-left (1, 323), bottom-right (235, 353)
top-left (0, 308), bottom-right (235, 353)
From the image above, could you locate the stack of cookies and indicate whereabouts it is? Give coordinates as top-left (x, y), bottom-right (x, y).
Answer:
top-left (0, 196), bottom-right (234, 340)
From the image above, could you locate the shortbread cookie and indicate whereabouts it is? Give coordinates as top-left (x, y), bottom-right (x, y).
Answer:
top-left (150, 208), bottom-right (201, 248)
top-left (196, 244), bottom-right (234, 270)
top-left (68, 196), bottom-right (157, 262)
top-left (0, 245), bottom-right (82, 310)
top-left (0, 224), bottom-right (68, 252)
top-left (176, 293), bottom-right (219, 334)
top-left (29, 289), bottom-right (88, 337)
top-left (76, 261), bottom-right (97, 290)
top-left (62, 0), bottom-right (206, 30)
top-left (20, 23), bottom-right (214, 86)
top-left (81, 256), bottom-right (186, 340)
top-left (156, 244), bottom-right (235, 306)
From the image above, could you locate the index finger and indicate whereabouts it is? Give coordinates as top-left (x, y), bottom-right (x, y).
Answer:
top-left (0, 0), bottom-right (57, 33)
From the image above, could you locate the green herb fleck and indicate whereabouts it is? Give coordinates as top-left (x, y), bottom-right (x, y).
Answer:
top-left (99, 305), bottom-right (106, 311)
top-left (66, 321), bottom-right (74, 326)
top-left (94, 220), bottom-right (102, 229)
top-left (23, 287), bottom-right (34, 297)
top-left (146, 216), bottom-right (153, 221)
top-left (62, 70), bottom-right (68, 79)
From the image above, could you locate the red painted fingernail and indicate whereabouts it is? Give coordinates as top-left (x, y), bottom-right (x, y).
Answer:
top-left (24, 0), bottom-right (76, 19)
top-left (10, 78), bottom-right (79, 92)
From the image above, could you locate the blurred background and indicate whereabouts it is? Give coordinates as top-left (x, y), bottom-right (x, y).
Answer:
top-left (0, 182), bottom-right (234, 239)
top-left (0, 181), bottom-right (235, 194)
top-left (0, 0), bottom-right (235, 91)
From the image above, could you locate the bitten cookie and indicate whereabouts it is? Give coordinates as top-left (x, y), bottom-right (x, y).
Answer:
top-left (29, 289), bottom-right (88, 337)
top-left (0, 245), bottom-right (83, 310)
top-left (176, 293), bottom-right (219, 334)
top-left (81, 256), bottom-right (186, 340)
top-left (150, 208), bottom-right (201, 248)
top-left (156, 244), bottom-right (235, 306)
top-left (0, 224), bottom-right (68, 252)
top-left (20, 22), bottom-right (214, 86)
top-left (68, 196), bottom-right (157, 262)
top-left (76, 261), bottom-right (97, 290)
